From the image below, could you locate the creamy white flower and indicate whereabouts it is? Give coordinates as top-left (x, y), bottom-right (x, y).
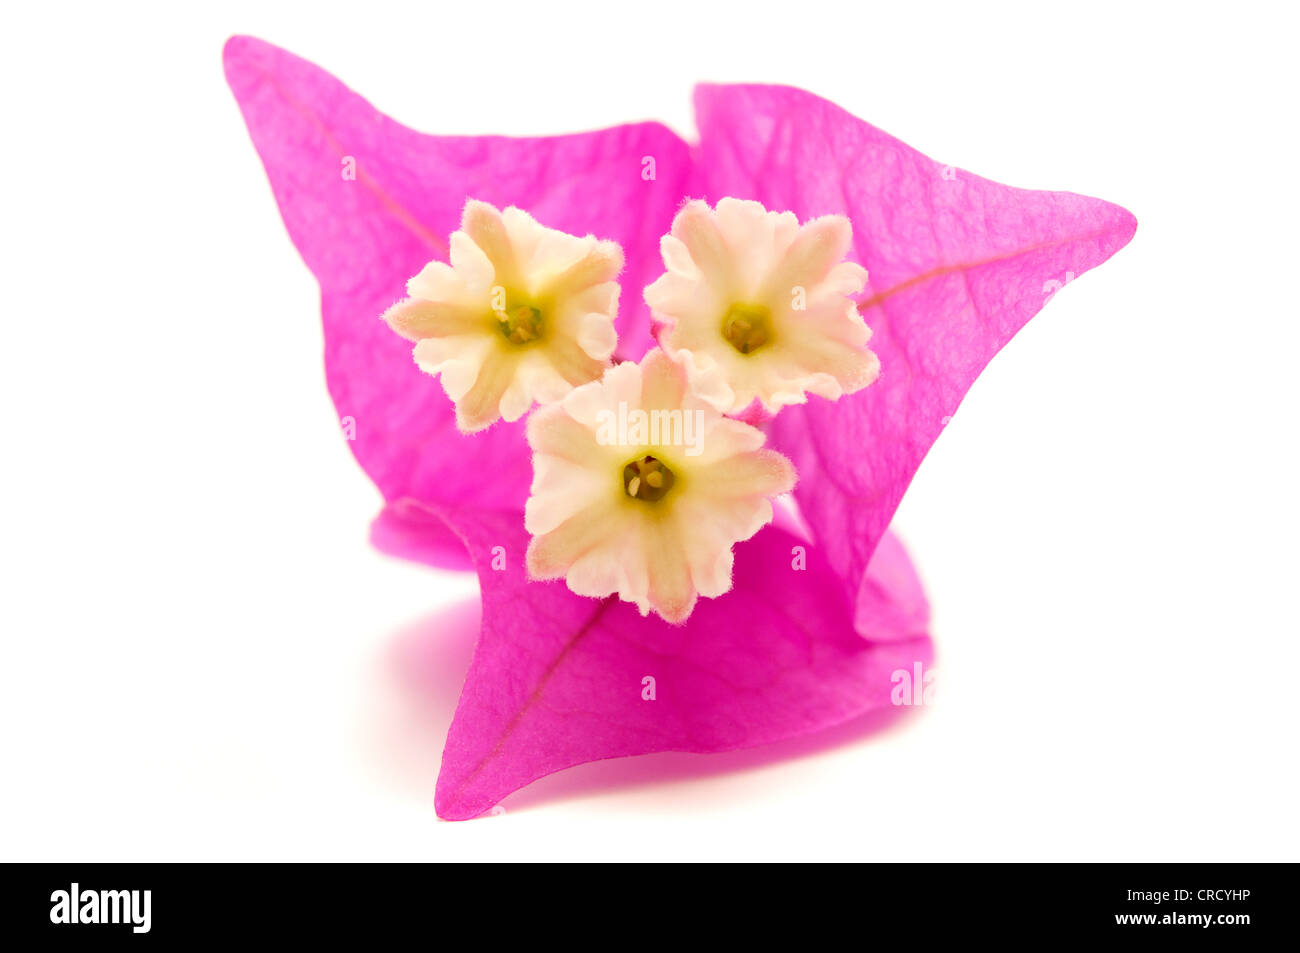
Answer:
top-left (645, 197), bottom-right (880, 414)
top-left (525, 349), bottom-right (796, 624)
top-left (382, 200), bottom-right (623, 432)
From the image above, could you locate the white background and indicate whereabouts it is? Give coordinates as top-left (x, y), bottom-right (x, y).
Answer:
top-left (2, 1), bottom-right (1297, 861)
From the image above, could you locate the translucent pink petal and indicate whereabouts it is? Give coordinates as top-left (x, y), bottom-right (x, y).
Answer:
top-left (224, 44), bottom-right (1136, 813)
top-left (222, 36), bottom-right (691, 565)
top-left (369, 499), bottom-right (476, 572)
top-left (431, 506), bottom-right (931, 820)
top-left (693, 83), bottom-right (1137, 598)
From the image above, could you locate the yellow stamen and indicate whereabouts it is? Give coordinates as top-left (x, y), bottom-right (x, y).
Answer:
top-left (721, 303), bottom-right (773, 355)
top-left (495, 302), bottom-right (543, 345)
top-left (622, 455), bottom-right (676, 502)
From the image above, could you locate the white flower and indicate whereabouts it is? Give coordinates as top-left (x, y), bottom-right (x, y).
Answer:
top-left (645, 197), bottom-right (880, 415)
top-left (382, 200), bottom-right (623, 432)
top-left (525, 349), bottom-right (796, 623)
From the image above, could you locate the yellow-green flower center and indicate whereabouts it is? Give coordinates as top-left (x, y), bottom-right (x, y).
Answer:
top-left (721, 302), bottom-right (773, 355)
top-left (495, 302), bottom-right (544, 345)
top-left (623, 455), bottom-right (676, 502)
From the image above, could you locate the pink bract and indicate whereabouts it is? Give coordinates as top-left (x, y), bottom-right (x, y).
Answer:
top-left (224, 35), bottom-right (1135, 818)
top-left (692, 85), bottom-right (1136, 607)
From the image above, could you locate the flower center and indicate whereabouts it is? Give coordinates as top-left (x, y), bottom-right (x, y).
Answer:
top-left (622, 455), bottom-right (676, 502)
top-left (721, 303), bottom-right (773, 355)
top-left (495, 301), bottom-right (544, 345)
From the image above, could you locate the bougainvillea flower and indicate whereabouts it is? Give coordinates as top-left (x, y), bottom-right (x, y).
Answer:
top-left (525, 348), bottom-right (795, 622)
top-left (224, 35), bottom-right (1136, 819)
top-left (382, 199), bottom-right (623, 432)
top-left (646, 198), bottom-right (879, 414)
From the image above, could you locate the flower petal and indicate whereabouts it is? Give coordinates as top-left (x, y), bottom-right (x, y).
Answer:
top-left (461, 199), bottom-right (522, 288)
top-left (368, 498), bottom-right (475, 571)
top-left (693, 82), bottom-right (1137, 600)
top-left (223, 36), bottom-right (692, 564)
top-left (649, 199), bottom-right (880, 414)
top-left (524, 349), bottom-right (794, 622)
top-left (381, 297), bottom-right (484, 341)
top-left (432, 506), bottom-right (932, 820)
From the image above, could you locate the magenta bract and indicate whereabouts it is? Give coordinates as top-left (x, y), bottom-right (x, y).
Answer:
top-left (224, 35), bottom-right (1135, 818)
